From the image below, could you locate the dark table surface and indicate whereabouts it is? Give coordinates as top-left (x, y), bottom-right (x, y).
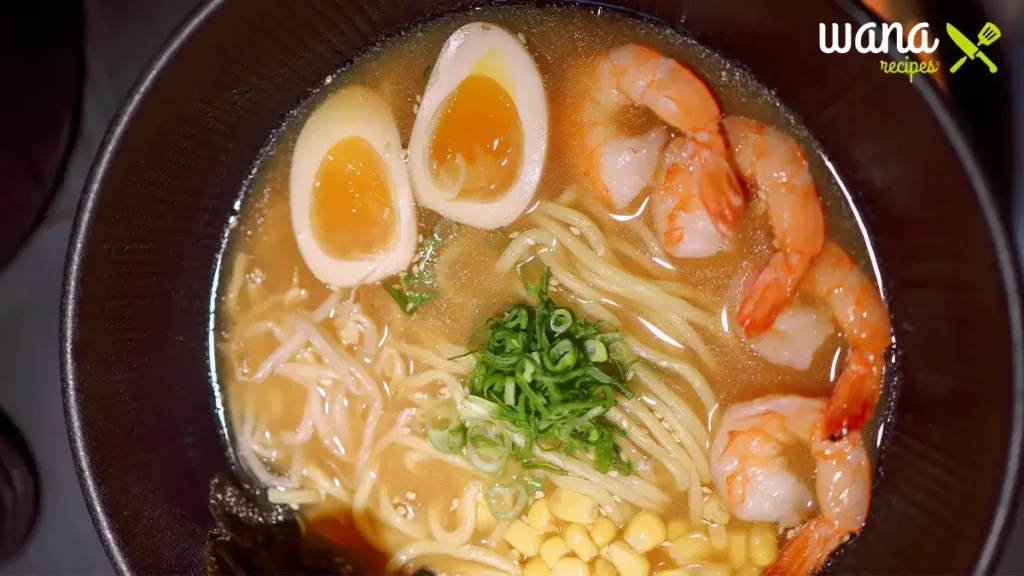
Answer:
top-left (0, 0), bottom-right (1021, 573)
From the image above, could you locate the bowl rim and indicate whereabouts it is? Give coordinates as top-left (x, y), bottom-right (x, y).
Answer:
top-left (59, 0), bottom-right (1024, 574)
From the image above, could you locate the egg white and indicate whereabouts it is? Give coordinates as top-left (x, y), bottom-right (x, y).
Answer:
top-left (408, 22), bottom-right (548, 230)
top-left (289, 86), bottom-right (416, 288)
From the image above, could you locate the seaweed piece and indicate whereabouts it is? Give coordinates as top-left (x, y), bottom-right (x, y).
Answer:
top-left (205, 474), bottom-right (361, 575)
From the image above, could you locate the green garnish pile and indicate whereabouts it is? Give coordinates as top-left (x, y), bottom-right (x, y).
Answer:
top-left (465, 269), bottom-right (636, 475)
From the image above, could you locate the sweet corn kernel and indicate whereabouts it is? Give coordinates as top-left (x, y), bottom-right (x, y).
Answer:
top-left (666, 519), bottom-right (689, 541)
top-left (709, 523), bottom-right (728, 551)
top-left (565, 523), bottom-right (599, 561)
top-left (550, 488), bottom-right (599, 524)
top-left (668, 531), bottom-right (711, 564)
top-left (733, 566), bottom-right (762, 576)
top-left (506, 519), bottom-right (542, 557)
top-left (606, 541), bottom-right (650, 576)
top-left (551, 556), bottom-right (590, 576)
top-left (525, 557), bottom-right (551, 576)
top-left (477, 495), bottom-right (496, 529)
top-left (727, 528), bottom-right (747, 568)
top-left (748, 524), bottom-right (777, 567)
top-left (696, 563), bottom-right (731, 576)
top-left (623, 511), bottom-right (667, 554)
top-left (529, 499), bottom-right (557, 533)
top-left (541, 536), bottom-right (570, 567)
top-left (593, 558), bottom-right (618, 576)
top-left (701, 494), bottom-right (730, 525)
top-left (589, 516), bottom-right (617, 547)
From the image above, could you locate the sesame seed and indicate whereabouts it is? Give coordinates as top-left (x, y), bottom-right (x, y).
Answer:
top-left (452, 498), bottom-right (459, 508)
top-left (508, 231), bottom-right (520, 239)
top-left (570, 226), bottom-right (581, 236)
top-left (609, 470), bottom-right (619, 477)
top-left (517, 32), bottom-right (527, 43)
top-left (550, 278), bottom-right (560, 287)
top-left (702, 486), bottom-right (712, 494)
top-left (662, 421), bottom-right (671, 430)
top-left (416, 94), bottom-right (422, 103)
top-left (612, 496), bottom-right (622, 503)
top-left (323, 74), bottom-right (334, 85)
top-left (526, 238), bottom-right (536, 246)
top-left (418, 234), bottom-right (425, 243)
top-left (407, 491), bottom-right (416, 500)
top-left (413, 103), bottom-right (420, 114)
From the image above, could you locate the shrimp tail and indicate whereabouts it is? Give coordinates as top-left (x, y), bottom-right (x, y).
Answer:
top-left (766, 517), bottom-right (848, 576)
top-left (737, 252), bottom-right (813, 337)
top-left (694, 128), bottom-right (746, 235)
top-left (824, 350), bottom-right (882, 440)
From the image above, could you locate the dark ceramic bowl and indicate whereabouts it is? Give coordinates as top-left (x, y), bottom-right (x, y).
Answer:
top-left (61, 0), bottom-right (1023, 574)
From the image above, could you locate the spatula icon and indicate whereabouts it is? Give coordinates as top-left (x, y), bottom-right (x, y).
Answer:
top-left (948, 22), bottom-right (1001, 73)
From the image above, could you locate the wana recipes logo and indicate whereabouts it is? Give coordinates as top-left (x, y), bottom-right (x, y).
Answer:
top-left (818, 21), bottom-right (1001, 82)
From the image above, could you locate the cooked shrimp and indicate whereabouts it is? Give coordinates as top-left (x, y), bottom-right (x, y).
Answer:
top-left (582, 44), bottom-right (744, 220)
top-left (747, 305), bottom-right (834, 371)
top-left (726, 117), bottom-right (825, 337)
top-left (651, 137), bottom-right (737, 258)
top-left (744, 242), bottom-right (890, 439)
top-left (711, 395), bottom-right (870, 575)
top-left (803, 241), bottom-right (891, 440)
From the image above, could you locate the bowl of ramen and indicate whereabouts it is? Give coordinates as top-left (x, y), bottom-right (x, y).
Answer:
top-left (61, 0), bottom-right (1023, 574)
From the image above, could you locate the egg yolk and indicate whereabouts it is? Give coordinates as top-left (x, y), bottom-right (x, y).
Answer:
top-left (311, 136), bottom-right (396, 259)
top-left (430, 74), bottom-right (524, 201)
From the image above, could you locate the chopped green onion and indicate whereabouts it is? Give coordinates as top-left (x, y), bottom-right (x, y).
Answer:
top-left (384, 281), bottom-right (437, 315)
top-left (524, 475), bottom-right (546, 492)
top-left (466, 422), bottom-right (509, 475)
top-left (521, 460), bottom-right (565, 474)
top-left (486, 479), bottom-right (529, 521)
top-left (549, 308), bottom-right (573, 334)
top-left (384, 219), bottom-right (457, 315)
top-left (460, 396), bottom-right (498, 419)
top-left (503, 376), bottom-right (516, 406)
top-left (543, 338), bottom-right (577, 373)
top-left (516, 357), bottom-right (537, 384)
top-left (505, 307), bottom-right (529, 330)
top-left (464, 266), bottom-right (634, 475)
top-left (584, 339), bottom-right (608, 362)
top-left (425, 401), bottom-right (466, 454)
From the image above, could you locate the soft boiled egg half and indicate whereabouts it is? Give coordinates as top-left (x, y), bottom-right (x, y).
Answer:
top-left (408, 22), bottom-right (548, 229)
top-left (290, 86), bottom-right (416, 287)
